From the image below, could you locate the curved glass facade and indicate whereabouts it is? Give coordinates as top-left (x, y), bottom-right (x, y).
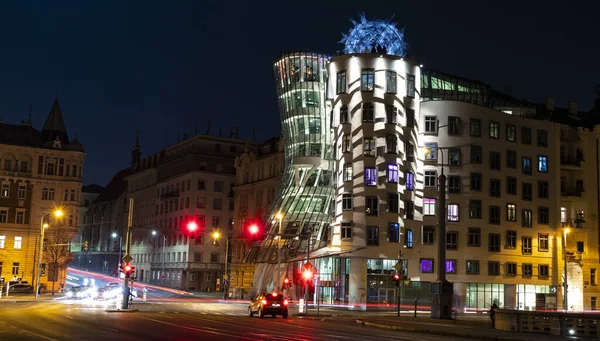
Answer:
top-left (246, 52), bottom-right (333, 266)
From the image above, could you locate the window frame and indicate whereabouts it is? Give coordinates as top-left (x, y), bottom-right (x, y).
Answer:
top-left (386, 70), bottom-right (397, 94)
top-left (361, 69), bottom-right (375, 92)
top-left (336, 70), bottom-right (347, 94)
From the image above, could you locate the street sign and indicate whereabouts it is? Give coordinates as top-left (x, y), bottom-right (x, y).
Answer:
top-left (394, 262), bottom-right (402, 272)
top-left (122, 254), bottom-right (132, 263)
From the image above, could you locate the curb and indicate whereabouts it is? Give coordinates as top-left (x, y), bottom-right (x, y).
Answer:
top-left (105, 309), bottom-right (139, 313)
top-left (355, 319), bottom-right (533, 341)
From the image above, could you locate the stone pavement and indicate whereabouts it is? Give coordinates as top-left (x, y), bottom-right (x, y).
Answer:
top-left (355, 316), bottom-right (589, 341)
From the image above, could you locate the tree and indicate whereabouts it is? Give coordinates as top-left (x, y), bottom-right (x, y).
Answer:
top-left (43, 225), bottom-right (76, 295)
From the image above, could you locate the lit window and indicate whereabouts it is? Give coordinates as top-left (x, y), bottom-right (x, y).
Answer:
top-left (14, 236), bottom-right (22, 249)
top-left (420, 259), bottom-right (433, 273)
top-left (489, 121), bottom-right (499, 139)
top-left (424, 143), bottom-right (437, 160)
top-left (388, 223), bottom-right (400, 243)
top-left (406, 172), bottom-right (414, 190)
top-left (423, 198), bottom-right (436, 216)
top-left (445, 260), bottom-right (456, 273)
top-left (538, 155), bottom-right (548, 172)
top-left (0, 184), bottom-right (9, 198)
top-left (343, 164), bottom-right (353, 182)
top-left (0, 235), bottom-right (5, 248)
top-left (363, 138), bottom-right (376, 157)
top-left (387, 164), bottom-right (398, 183)
top-left (364, 168), bottom-right (377, 186)
top-left (447, 204), bottom-right (459, 222)
top-left (507, 204), bottom-right (516, 221)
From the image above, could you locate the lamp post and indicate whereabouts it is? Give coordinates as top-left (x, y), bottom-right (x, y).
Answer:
top-left (112, 232), bottom-right (122, 270)
top-left (212, 231), bottom-right (229, 297)
top-left (275, 211), bottom-right (284, 293)
top-left (36, 209), bottom-right (63, 300)
top-left (152, 230), bottom-right (166, 283)
top-left (563, 227), bottom-right (570, 311)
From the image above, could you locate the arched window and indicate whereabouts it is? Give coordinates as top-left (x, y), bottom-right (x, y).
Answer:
top-left (49, 188), bottom-right (55, 200)
top-left (42, 188), bottom-right (49, 200)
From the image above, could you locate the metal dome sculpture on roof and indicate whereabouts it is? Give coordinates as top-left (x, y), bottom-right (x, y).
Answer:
top-left (340, 14), bottom-right (408, 57)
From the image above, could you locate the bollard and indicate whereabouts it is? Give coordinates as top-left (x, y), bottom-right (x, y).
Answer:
top-left (143, 292), bottom-right (147, 303)
top-left (414, 297), bottom-right (418, 317)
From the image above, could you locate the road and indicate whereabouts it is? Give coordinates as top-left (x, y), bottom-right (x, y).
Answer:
top-left (0, 301), bottom-right (470, 341)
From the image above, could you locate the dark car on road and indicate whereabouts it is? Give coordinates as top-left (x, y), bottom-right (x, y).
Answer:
top-left (7, 284), bottom-right (34, 294)
top-left (248, 293), bottom-right (288, 319)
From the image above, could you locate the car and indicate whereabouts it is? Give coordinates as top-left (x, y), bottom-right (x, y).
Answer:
top-left (93, 288), bottom-right (107, 300)
top-left (66, 286), bottom-right (86, 299)
top-left (248, 293), bottom-right (288, 319)
top-left (7, 284), bottom-right (34, 294)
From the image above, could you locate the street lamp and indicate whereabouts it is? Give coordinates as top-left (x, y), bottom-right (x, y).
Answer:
top-left (112, 232), bottom-right (123, 270)
top-left (212, 230), bottom-right (230, 298)
top-left (36, 209), bottom-right (63, 300)
top-left (563, 227), bottom-right (571, 311)
top-left (152, 230), bottom-right (166, 283)
top-left (274, 211), bottom-right (284, 293)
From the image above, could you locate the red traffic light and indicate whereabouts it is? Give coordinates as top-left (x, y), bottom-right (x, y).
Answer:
top-left (393, 274), bottom-right (400, 281)
top-left (249, 224), bottom-right (259, 235)
top-left (124, 265), bottom-right (132, 272)
top-left (302, 269), bottom-right (313, 281)
top-left (187, 221), bottom-right (198, 232)
top-left (283, 277), bottom-right (290, 285)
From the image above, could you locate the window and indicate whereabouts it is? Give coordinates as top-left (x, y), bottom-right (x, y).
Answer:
top-left (448, 117), bottom-right (460, 135)
top-left (405, 142), bottom-right (414, 161)
top-left (365, 196), bottom-right (378, 216)
top-left (522, 183), bottom-right (532, 201)
top-left (592, 269), bottom-right (597, 285)
top-left (385, 105), bottom-right (397, 124)
top-left (388, 193), bottom-right (399, 213)
top-left (406, 74), bottom-right (415, 97)
top-left (389, 223), bottom-right (400, 243)
top-left (17, 185), bottom-right (26, 199)
top-left (467, 260), bottom-right (480, 274)
top-left (425, 171), bottom-right (436, 188)
top-left (343, 164), bottom-right (352, 182)
top-left (424, 143), bottom-right (437, 160)
top-left (210, 254), bottom-right (219, 263)
top-left (423, 198), bottom-right (436, 216)
top-left (504, 124), bottom-right (516, 142)
top-left (469, 200), bottom-right (482, 219)
top-left (538, 181), bottom-right (549, 198)
top-left (339, 106), bottom-right (349, 124)
top-left (198, 180), bottom-right (206, 190)
top-left (538, 207), bottom-right (549, 224)
top-left (424, 116), bottom-right (437, 133)
top-left (213, 198), bottom-right (222, 210)
top-left (490, 179), bottom-right (501, 197)
top-left (446, 260), bottom-right (457, 273)
top-left (70, 189), bottom-right (76, 201)
top-left (517, 127), bottom-right (531, 146)
top-left (522, 209), bottom-right (532, 227)
top-left (364, 168), bottom-right (377, 186)
top-left (468, 228), bottom-right (481, 247)
top-left (420, 259), bottom-right (433, 273)
top-left (577, 241), bottom-right (584, 253)
top-left (422, 226), bottom-right (435, 244)
top-left (406, 109), bottom-right (415, 128)
top-left (506, 231), bottom-right (517, 249)
top-left (214, 181), bottom-right (223, 192)
top-left (0, 210), bottom-right (6, 223)
top-left (490, 152), bottom-right (501, 170)
top-left (506, 204), bottom-right (516, 221)
top-left (539, 234), bottom-right (549, 251)
top-left (12, 262), bottom-right (19, 275)
top-left (363, 137), bottom-right (375, 157)
top-left (341, 222), bottom-right (352, 239)
top-left (367, 226), bottom-right (379, 246)
top-left (538, 155), bottom-right (548, 173)
top-left (0, 183), bottom-right (8, 197)
top-left (539, 265), bottom-right (549, 278)
top-left (519, 154), bottom-right (532, 172)
top-left (193, 253), bottom-right (203, 262)
top-left (0, 235), bottom-right (4, 248)
top-left (489, 121), bottom-right (499, 139)
top-left (537, 129), bottom-right (548, 147)
top-left (470, 172), bottom-right (482, 191)
top-left (341, 134), bottom-right (351, 153)
top-left (522, 264), bottom-right (533, 277)
top-left (308, 118), bottom-right (321, 134)
top-left (342, 193), bottom-right (352, 210)
top-left (448, 176), bottom-right (461, 194)
top-left (15, 211), bottom-right (24, 224)
top-left (448, 205), bottom-right (459, 222)
top-left (507, 176), bottom-right (517, 195)
top-left (488, 261), bottom-right (500, 275)
top-left (361, 69), bottom-right (374, 91)
top-left (489, 206), bottom-right (500, 224)
top-left (469, 119), bottom-right (481, 137)
top-left (14, 236), bottom-right (22, 249)
top-left (336, 70), bottom-right (346, 93)
top-left (386, 71), bottom-right (397, 93)
top-left (470, 145), bottom-right (482, 164)
top-left (42, 188), bottom-right (49, 200)
top-left (20, 161), bottom-right (28, 173)
top-left (196, 197), bottom-right (206, 208)
top-left (386, 135), bottom-right (397, 153)
top-left (506, 263), bottom-right (517, 276)
top-left (503, 151), bottom-right (516, 170)
top-left (448, 148), bottom-right (460, 166)
top-left (446, 232), bottom-right (458, 250)
top-left (406, 172), bottom-right (414, 190)
top-left (212, 216), bottom-right (221, 228)
top-left (404, 200), bottom-right (414, 219)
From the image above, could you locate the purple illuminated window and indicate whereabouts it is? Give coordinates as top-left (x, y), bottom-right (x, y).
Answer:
top-left (445, 260), bottom-right (456, 273)
top-left (365, 168), bottom-right (377, 186)
top-left (387, 164), bottom-right (398, 183)
top-left (406, 172), bottom-right (414, 190)
top-left (420, 259), bottom-right (433, 273)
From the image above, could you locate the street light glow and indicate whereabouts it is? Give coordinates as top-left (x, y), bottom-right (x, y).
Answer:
top-left (565, 227), bottom-right (571, 234)
top-left (43, 223), bottom-right (49, 229)
top-left (212, 231), bottom-right (220, 239)
top-left (53, 209), bottom-right (63, 218)
top-left (112, 232), bottom-right (118, 238)
top-left (152, 230), bottom-right (157, 236)
top-left (275, 211), bottom-right (283, 220)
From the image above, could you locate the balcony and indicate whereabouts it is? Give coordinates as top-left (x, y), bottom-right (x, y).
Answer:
top-left (0, 170), bottom-right (31, 178)
top-left (560, 189), bottom-right (583, 198)
top-left (561, 218), bottom-right (585, 229)
top-left (566, 252), bottom-right (583, 263)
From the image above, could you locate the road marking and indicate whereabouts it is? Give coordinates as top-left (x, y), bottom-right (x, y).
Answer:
top-left (11, 326), bottom-right (60, 341)
top-left (65, 316), bottom-right (73, 320)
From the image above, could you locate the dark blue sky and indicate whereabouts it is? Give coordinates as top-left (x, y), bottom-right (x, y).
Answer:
top-left (0, 1), bottom-right (598, 186)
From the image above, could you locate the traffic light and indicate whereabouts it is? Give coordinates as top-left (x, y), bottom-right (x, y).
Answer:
top-left (249, 224), bottom-right (259, 235)
top-left (84, 240), bottom-right (89, 251)
top-left (122, 264), bottom-right (135, 276)
top-left (392, 273), bottom-right (401, 287)
top-left (283, 276), bottom-right (290, 288)
top-left (187, 221), bottom-right (199, 233)
top-left (302, 269), bottom-right (314, 282)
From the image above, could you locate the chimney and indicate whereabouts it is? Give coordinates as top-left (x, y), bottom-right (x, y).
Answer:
top-left (545, 97), bottom-right (554, 110)
top-left (568, 101), bottom-right (578, 115)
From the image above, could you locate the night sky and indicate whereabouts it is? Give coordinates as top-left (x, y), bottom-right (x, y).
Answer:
top-left (0, 1), bottom-right (598, 186)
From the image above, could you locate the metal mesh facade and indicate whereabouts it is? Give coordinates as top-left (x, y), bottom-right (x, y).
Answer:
top-left (246, 52), bottom-right (334, 264)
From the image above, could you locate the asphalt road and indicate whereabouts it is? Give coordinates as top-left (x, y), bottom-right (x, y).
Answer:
top-left (0, 301), bottom-right (470, 341)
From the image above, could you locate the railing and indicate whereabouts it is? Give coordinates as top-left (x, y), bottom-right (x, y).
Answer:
top-left (495, 309), bottom-right (600, 337)
top-left (560, 157), bottom-right (584, 167)
top-left (566, 253), bottom-right (583, 263)
top-left (0, 170), bottom-right (31, 177)
top-left (149, 261), bottom-right (223, 270)
top-left (561, 219), bottom-right (585, 228)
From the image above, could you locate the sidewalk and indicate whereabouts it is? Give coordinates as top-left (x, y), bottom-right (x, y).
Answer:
top-left (355, 316), bottom-right (588, 341)
top-left (0, 293), bottom-right (62, 303)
